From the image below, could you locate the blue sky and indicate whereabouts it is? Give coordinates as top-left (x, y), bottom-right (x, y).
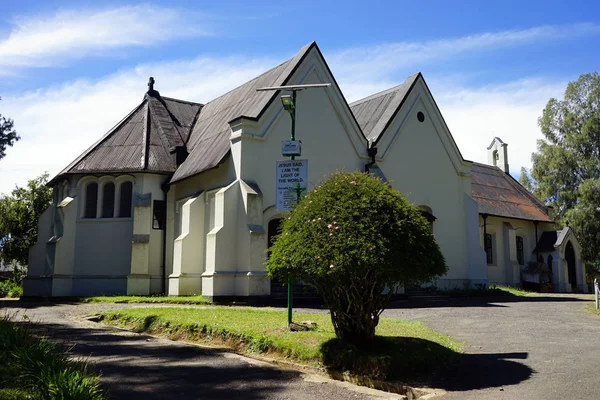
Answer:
top-left (1, 0), bottom-right (599, 194)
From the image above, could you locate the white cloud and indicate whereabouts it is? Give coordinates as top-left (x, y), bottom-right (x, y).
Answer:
top-left (0, 56), bottom-right (276, 195)
top-left (0, 5), bottom-right (210, 68)
top-left (1, 22), bottom-right (591, 194)
top-left (431, 78), bottom-right (566, 175)
top-left (329, 23), bottom-right (600, 83)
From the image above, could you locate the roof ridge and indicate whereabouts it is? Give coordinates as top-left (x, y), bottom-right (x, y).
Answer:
top-left (162, 96), bottom-right (203, 106)
top-left (349, 72), bottom-right (420, 106)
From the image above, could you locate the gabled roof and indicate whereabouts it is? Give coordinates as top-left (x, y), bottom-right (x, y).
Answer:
top-left (533, 231), bottom-right (558, 253)
top-left (471, 162), bottom-right (552, 222)
top-left (50, 89), bottom-right (202, 184)
top-left (170, 42), bottom-right (316, 183)
top-left (533, 227), bottom-right (575, 253)
top-left (349, 73), bottom-right (420, 143)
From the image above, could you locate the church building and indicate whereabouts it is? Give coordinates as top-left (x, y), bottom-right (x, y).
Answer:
top-left (24, 42), bottom-right (585, 299)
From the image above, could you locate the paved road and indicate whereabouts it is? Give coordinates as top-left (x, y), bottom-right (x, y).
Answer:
top-left (380, 293), bottom-right (600, 400)
top-left (2, 294), bottom-right (599, 400)
top-left (0, 300), bottom-right (400, 400)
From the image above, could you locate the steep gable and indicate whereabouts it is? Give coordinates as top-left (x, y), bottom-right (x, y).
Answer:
top-left (349, 73), bottom-right (419, 143)
top-left (170, 42), bottom-right (316, 183)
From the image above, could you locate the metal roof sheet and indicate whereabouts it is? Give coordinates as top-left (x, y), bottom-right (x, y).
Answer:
top-left (471, 162), bottom-right (552, 222)
top-left (349, 73), bottom-right (420, 142)
top-left (170, 41), bottom-right (315, 183)
top-left (51, 91), bottom-right (201, 183)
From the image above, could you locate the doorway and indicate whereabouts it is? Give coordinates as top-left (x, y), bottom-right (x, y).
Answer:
top-left (566, 241), bottom-right (577, 290)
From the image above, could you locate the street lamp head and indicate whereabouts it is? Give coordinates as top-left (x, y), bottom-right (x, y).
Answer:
top-left (280, 95), bottom-right (295, 112)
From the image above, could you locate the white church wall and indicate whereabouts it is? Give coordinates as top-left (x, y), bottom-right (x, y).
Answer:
top-left (374, 80), bottom-right (480, 288)
top-left (165, 159), bottom-right (236, 294)
top-left (481, 215), bottom-right (554, 287)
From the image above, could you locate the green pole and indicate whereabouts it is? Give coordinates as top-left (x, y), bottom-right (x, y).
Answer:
top-left (287, 90), bottom-right (297, 328)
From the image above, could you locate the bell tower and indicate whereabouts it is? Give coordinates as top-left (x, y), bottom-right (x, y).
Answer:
top-left (487, 137), bottom-right (509, 173)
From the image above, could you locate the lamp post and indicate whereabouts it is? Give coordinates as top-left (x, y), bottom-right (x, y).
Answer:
top-left (257, 83), bottom-right (330, 327)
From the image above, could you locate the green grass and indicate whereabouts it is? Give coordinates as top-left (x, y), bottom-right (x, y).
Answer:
top-left (99, 307), bottom-right (462, 382)
top-left (489, 285), bottom-right (536, 297)
top-left (0, 316), bottom-right (106, 400)
top-left (585, 302), bottom-right (600, 316)
top-left (80, 295), bottom-right (211, 305)
top-left (440, 284), bottom-right (535, 298)
top-left (0, 280), bottom-right (22, 298)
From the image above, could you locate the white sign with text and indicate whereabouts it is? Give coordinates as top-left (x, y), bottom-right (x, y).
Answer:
top-left (276, 159), bottom-right (308, 211)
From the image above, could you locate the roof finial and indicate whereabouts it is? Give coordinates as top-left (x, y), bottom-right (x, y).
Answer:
top-left (148, 77), bottom-right (155, 92)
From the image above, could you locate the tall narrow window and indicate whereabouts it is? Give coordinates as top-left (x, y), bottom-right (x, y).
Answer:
top-left (84, 183), bottom-right (98, 218)
top-left (102, 183), bottom-right (115, 218)
top-left (485, 233), bottom-right (493, 265)
top-left (119, 182), bottom-right (133, 218)
top-left (516, 236), bottom-right (524, 265)
top-left (153, 200), bottom-right (166, 230)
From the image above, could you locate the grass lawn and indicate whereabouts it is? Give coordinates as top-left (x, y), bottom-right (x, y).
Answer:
top-left (440, 284), bottom-right (535, 298)
top-left (585, 302), bottom-right (600, 316)
top-left (80, 295), bottom-right (211, 305)
top-left (99, 307), bottom-right (462, 383)
top-left (0, 316), bottom-right (106, 399)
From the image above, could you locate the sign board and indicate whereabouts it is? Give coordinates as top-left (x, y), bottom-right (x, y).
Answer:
top-left (276, 159), bottom-right (308, 211)
top-left (281, 140), bottom-right (301, 157)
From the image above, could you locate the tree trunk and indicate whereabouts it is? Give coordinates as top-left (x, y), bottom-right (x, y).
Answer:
top-left (330, 309), bottom-right (378, 347)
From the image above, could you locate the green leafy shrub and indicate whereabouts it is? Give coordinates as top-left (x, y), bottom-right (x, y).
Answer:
top-left (0, 280), bottom-right (22, 298)
top-left (267, 171), bottom-right (447, 345)
top-left (0, 316), bottom-right (106, 400)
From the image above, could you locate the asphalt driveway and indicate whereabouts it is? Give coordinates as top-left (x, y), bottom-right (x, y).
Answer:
top-left (381, 293), bottom-right (600, 399)
top-left (2, 294), bottom-right (599, 399)
top-left (0, 300), bottom-right (397, 400)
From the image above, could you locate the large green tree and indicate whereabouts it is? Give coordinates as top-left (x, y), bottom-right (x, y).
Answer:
top-left (267, 171), bottom-right (447, 345)
top-left (0, 173), bottom-right (52, 266)
top-left (0, 97), bottom-right (19, 160)
top-left (531, 72), bottom-right (600, 262)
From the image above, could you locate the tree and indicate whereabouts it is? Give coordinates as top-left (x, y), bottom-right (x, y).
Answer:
top-left (0, 173), bottom-right (52, 266)
top-left (531, 72), bottom-right (600, 262)
top-left (267, 171), bottom-right (447, 345)
top-left (0, 97), bottom-right (19, 160)
top-left (519, 166), bottom-right (534, 193)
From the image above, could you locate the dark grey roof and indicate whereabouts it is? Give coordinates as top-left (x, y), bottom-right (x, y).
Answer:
top-left (50, 90), bottom-right (202, 184)
top-left (349, 73), bottom-right (420, 143)
top-left (170, 42), bottom-right (316, 183)
top-left (533, 231), bottom-right (558, 253)
top-left (471, 162), bottom-right (552, 222)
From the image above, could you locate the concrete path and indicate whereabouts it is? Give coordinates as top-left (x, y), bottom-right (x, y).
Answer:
top-left (380, 293), bottom-right (600, 400)
top-left (0, 300), bottom-right (400, 400)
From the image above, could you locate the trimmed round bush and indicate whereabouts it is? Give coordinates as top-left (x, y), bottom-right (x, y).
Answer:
top-left (267, 171), bottom-right (447, 345)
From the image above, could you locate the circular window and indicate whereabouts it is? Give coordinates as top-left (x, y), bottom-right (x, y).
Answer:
top-left (417, 112), bottom-right (425, 122)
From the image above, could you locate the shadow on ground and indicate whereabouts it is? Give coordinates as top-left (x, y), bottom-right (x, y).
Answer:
top-left (387, 294), bottom-right (591, 309)
top-left (11, 320), bottom-right (302, 400)
top-left (319, 337), bottom-right (533, 391)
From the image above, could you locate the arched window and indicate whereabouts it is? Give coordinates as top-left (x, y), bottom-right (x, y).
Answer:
top-left (119, 181), bottom-right (133, 218)
top-left (485, 233), bottom-right (493, 265)
top-left (84, 183), bottom-right (98, 218)
top-left (417, 206), bottom-right (436, 233)
top-left (516, 236), bottom-right (524, 265)
top-left (102, 183), bottom-right (115, 218)
top-left (492, 150), bottom-right (499, 166)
